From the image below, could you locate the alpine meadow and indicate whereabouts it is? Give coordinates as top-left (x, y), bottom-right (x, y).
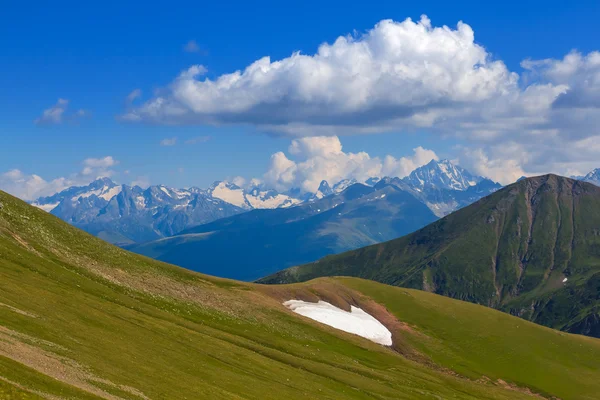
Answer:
top-left (2, 2), bottom-right (600, 399)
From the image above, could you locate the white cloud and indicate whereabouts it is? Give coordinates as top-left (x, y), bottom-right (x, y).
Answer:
top-left (459, 147), bottom-right (525, 185)
top-left (126, 16), bottom-right (522, 134)
top-left (0, 170), bottom-right (70, 200)
top-left (0, 157), bottom-right (120, 200)
top-left (261, 136), bottom-right (437, 192)
top-left (184, 135), bottom-right (211, 145)
top-left (83, 156), bottom-right (118, 169)
top-left (231, 176), bottom-right (246, 186)
top-left (34, 98), bottom-right (69, 125)
top-left (34, 99), bottom-right (91, 125)
top-left (183, 40), bottom-right (201, 53)
top-left (120, 16), bottom-right (600, 181)
top-left (126, 89), bottom-right (142, 104)
top-left (382, 147), bottom-right (439, 178)
top-left (160, 137), bottom-right (178, 146)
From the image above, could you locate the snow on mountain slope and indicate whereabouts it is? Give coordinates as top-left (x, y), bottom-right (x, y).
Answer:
top-left (310, 180), bottom-right (333, 201)
top-left (332, 179), bottom-right (357, 194)
top-left (31, 177), bottom-right (120, 212)
top-left (209, 181), bottom-right (250, 209)
top-left (283, 300), bottom-right (392, 346)
top-left (76, 184), bottom-right (122, 201)
top-left (581, 168), bottom-right (600, 186)
top-left (245, 188), bottom-right (301, 209)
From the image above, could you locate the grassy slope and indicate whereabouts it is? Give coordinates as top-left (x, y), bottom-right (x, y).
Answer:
top-left (0, 191), bottom-right (599, 400)
top-left (261, 175), bottom-right (600, 337)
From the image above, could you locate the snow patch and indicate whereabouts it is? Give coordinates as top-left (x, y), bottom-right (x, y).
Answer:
top-left (135, 196), bottom-right (146, 209)
top-left (172, 189), bottom-right (190, 199)
top-left (211, 182), bottom-right (248, 208)
top-left (283, 300), bottom-right (392, 346)
top-left (246, 191), bottom-right (300, 209)
top-left (33, 202), bottom-right (60, 212)
top-left (70, 185), bottom-right (122, 202)
top-left (100, 186), bottom-right (122, 201)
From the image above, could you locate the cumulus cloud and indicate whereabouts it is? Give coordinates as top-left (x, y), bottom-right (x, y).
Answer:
top-left (522, 51), bottom-right (600, 108)
top-left (125, 16), bottom-right (525, 134)
top-left (383, 147), bottom-right (439, 179)
top-left (261, 136), bottom-right (437, 192)
top-left (119, 16), bottom-right (600, 182)
top-left (0, 157), bottom-right (119, 200)
top-left (160, 137), bottom-right (178, 146)
top-left (0, 170), bottom-right (70, 200)
top-left (459, 147), bottom-right (526, 184)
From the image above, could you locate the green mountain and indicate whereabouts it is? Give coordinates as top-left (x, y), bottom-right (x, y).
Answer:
top-left (128, 182), bottom-right (437, 281)
top-left (1, 189), bottom-right (600, 400)
top-left (260, 175), bottom-right (600, 338)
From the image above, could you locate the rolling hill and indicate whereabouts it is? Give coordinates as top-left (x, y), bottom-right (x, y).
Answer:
top-left (127, 182), bottom-right (438, 281)
top-left (260, 175), bottom-right (600, 338)
top-left (1, 189), bottom-right (599, 399)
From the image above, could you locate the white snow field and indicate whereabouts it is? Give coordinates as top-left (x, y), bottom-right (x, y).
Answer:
top-left (283, 300), bottom-right (392, 346)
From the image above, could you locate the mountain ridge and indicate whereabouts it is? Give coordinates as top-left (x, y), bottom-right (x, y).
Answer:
top-left (260, 174), bottom-right (600, 338)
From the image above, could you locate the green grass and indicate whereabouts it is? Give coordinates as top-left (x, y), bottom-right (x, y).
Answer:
top-left (0, 190), bottom-right (599, 399)
top-left (341, 278), bottom-right (600, 400)
top-left (262, 175), bottom-right (600, 337)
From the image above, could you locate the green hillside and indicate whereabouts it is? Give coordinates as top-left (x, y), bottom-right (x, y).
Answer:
top-left (260, 175), bottom-right (600, 338)
top-left (1, 189), bottom-right (599, 399)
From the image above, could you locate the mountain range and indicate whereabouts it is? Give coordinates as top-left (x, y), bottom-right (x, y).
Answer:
top-left (30, 159), bottom-right (501, 246)
top-left (125, 160), bottom-right (506, 280)
top-left (32, 178), bottom-right (245, 244)
top-left (1, 188), bottom-right (599, 399)
top-left (127, 180), bottom-right (439, 280)
top-left (261, 175), bottom-right (600, 338)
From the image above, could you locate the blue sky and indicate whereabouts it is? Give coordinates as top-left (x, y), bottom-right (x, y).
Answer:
top-left (2, 0), bottom-right (600, 198)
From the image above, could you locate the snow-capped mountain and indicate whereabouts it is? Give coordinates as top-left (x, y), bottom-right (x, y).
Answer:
top-left (402, 159), bottom-right (483, 191)
top-left (29, 159), bottom-right (500, 245)
top-left (31, 178), bottom-right (244, 244)
top-left (372, 159), bottom-right (501, 217)
top-left (308, 180), bottom-right (334, 201)
top-left (581, 169), bottom-right (600, 186)
top-left (332, 178), bottom-right (357, 194)
top-left (129, 179), bottom-right (438, 281)
top-left (31, 177), bottom-right (121, 212)
top-left (208, 181), bottom-right (302, 209)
